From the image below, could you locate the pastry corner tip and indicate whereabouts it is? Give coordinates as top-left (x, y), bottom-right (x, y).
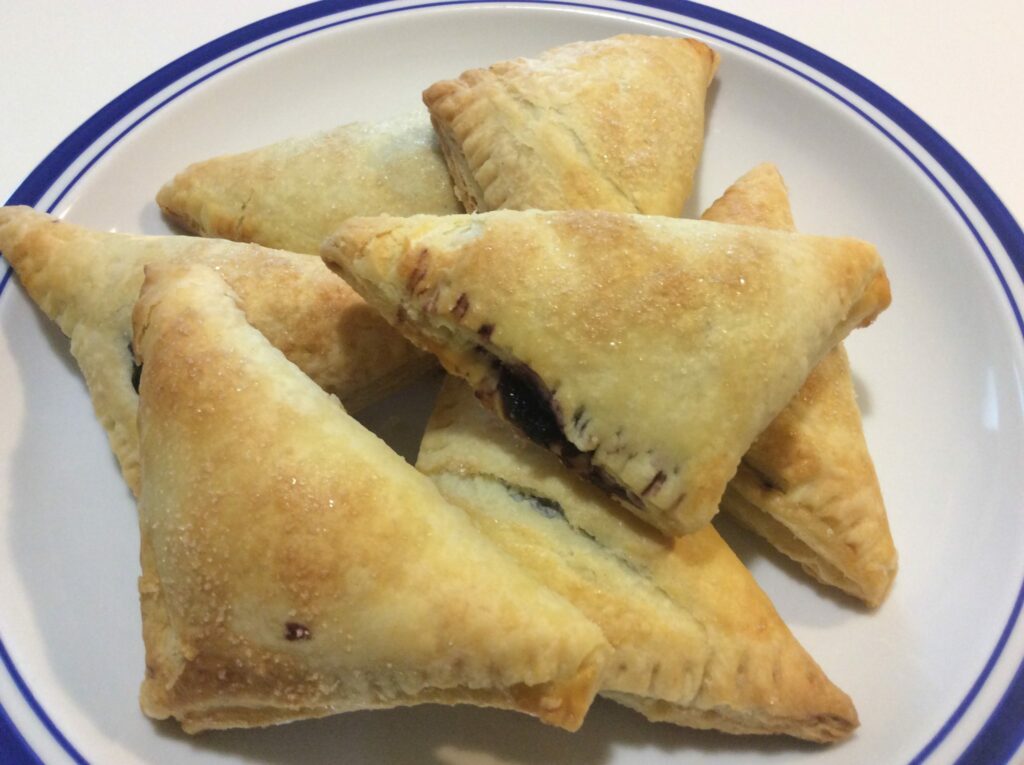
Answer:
top-left (515, 642), bottom-right (608, 732)
top-left (0, 206), bottom-right (66, 274)
top-left (860, 555), bottom-right (900, 609)
top-left (131, 262), bottom-right (234, 363)
top-left (154, 173), bottom-right (203, 237)
top-left (0, 204), bottom-right (51, 237)
top-left (858, 267), bottom-right (892, 327)
top-left (320, 214), bottom-right (409, 265)
top-left (687, 36), bottom-right (721, 79)
top-left (809, 699), bottom-right (860, 744)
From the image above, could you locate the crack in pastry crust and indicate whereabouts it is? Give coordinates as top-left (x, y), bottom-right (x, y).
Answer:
top-left (482, 360), bottom-right (645, 508)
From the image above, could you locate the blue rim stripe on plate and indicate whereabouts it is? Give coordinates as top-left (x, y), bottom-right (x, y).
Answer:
top-left (0, 686), bottom-right (44, 765)
top-left (1, 1), bottom-right (1022, 763)
top-left (956, 658), bottom-right (1024, 765)
top-left (0, 641), bottom-right (84, 765)
top-left (37, 2), bottom-right (465, 216)
top-left (5, 0), bottom-right (352, 210)
top-left (0, 266), bottom-right (14, 298)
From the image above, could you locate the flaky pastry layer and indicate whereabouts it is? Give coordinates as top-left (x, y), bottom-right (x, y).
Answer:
top-left (418, 378), bottom-right (859, 742)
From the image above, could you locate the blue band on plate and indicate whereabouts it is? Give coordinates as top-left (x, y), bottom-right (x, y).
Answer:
top-left (1, 1), bottom-right (1022, 763)
top-left (0, 693), bottom-right (43, 765)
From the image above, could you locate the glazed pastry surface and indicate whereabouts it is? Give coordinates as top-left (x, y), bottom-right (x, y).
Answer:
top-left (133, 264), bottom-right (608, 733)
top-left (323, 208), bottom-right (891, 535)
top-left (157, 112), bottom-right (461, 253)
top-left (704, 164), bottom-right (897, 606)
top-left (423, 34), bottom-right (718, 215)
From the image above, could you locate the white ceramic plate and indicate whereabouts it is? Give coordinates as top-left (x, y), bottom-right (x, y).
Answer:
top-left (1, 2), bottom-right (1023, 763)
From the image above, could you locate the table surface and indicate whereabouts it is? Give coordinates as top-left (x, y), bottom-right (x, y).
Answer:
top-left (0, 1), bottom-right (1021, 224)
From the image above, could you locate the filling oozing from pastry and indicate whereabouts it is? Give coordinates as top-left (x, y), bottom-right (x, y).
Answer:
top-left (324, 244), bottom-right (677, 524)
top-left (497, 481), bottom-right (653, 585)
top-left (505, 483), bottom-right (566, 521)
top-left (494, 362), bottom-right (562, 446)
top-left (740, 458), bottom-right (786, 494)
top-left (129, 341), bottom-right (143, 394)
top-left (482, 358), bottom-right (644, 510)
top-left (284, 622), bottom-right (313, 641)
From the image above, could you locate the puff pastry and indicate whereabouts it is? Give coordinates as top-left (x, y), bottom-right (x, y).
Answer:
top-left (157, 112), bottom-right (461, 254)
top-left (418, 378), bottom-right (858, 742)
top-left (132, 263), bottom-right (608, 733)
top-left (322, 209), bottom-right (891, 535)
top-left (703, 164), bottom-right (897, 605)
top-left (0, 206), bottom-right (433, 495)
top-left (423, 34), bottom-right (718, 215)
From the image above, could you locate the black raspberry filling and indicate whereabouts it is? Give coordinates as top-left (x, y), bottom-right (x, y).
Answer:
top-left (739, 458), bottom-right (785, 493)
top-left (506, 484), bottom-right (566, 520)
top-left (129, 341), bottom-right (142, 394)
top-left (481, 358), bottom-right (644, 511)
top-left (493, 361), bottom-right (563, 446)
top-left (498, 481), bottom-right (651, 580)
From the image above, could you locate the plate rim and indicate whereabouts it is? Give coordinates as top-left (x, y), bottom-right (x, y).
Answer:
top-left (1, 1), bottom-right (1022, 763)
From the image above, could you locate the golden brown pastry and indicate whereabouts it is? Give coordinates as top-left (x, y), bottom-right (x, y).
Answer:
top-left (0, 206), bottom-right (433, 495)
top-left (157, 112), bottom-right (461, 254)
top-left (703, 164), bottom-right (897, 606)
top-left (322, 209), bottom-right (891, 536)
top-left (700, 163), bottom-right (796, 231)
top-left (423, 34), bottom-right (718, 215)
top-left (418, 378), bottom-right (858, 742)
top-left (132, 263), bottom-right (608, 733)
